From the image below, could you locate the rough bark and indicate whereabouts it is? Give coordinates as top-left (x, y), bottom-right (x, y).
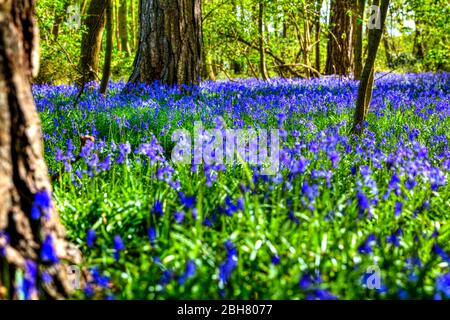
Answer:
top-left (118, 0), bottom-right (130, 56)
top-left (352, 0), bottom-right (390, 135)
top-left (325, 0), bottom-right (355, 76)
top-left (0, 0), bottom-right (82, 299)
top-left (354, 0), bottom-right (365, 80)
top-left (78, 0), bottom-right (108, 85)
top-left (129, 0), bottom-right (203, 87)
top-left (100, 0), bottom-right (113, 94)
top-left (258, 1), bottom-right (269, 81)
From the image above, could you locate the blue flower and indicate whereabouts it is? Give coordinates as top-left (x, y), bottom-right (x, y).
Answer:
top-left (358, 234), bottom-right (376, 254)
top-left (174, 211), bottom-right (185, 224)
top-left (271, 255), bottom-right (281, 265)
top-left (179, 260), bottom-right (196, 285)
top-left (152, 200), bottom-right (163, 216)
top-left (86, 229), bottom-right (96, 248)
top-left (113, 235), bottom-right (124, 261)
top-left (219, 240), bottom-right (238, 285)
top-left (148, 227), bottom-right (156, 246)
top-left (435, 273), bottom-right (450, 299)
top-left (41, 234), bottom-right (59, 264)
top-left (394, 201), bottom-right (403, 216)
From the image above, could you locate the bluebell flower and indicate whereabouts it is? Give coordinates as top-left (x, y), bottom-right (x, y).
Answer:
top-left (174, 211), bottom-right (185, 224)
top-left (179, 260), bottom-right (196, 285)
top-left (271, 255), bottom-right (281, 265)
top-left (152, 200), bottom-right (163, 216)
top-left (434, 273), bottom-right (450, 299)
top-left (41, 234), bottom-right (59, 264)
top-left (86, 229), bottom-right (96, 248)
top-left (148, 227), bottom-right (156, 246)
top-left (219, 240), bottom-right (238, 285)
top-left (113, 235), bottom-right (124, 261)
top-left (358, 234), bottom-right (376, 254)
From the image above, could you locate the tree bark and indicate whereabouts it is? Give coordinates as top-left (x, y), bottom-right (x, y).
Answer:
top-left (314, 0), bottom-right (323, 73)
top-left (0, 0), bottom-right (82, 299)
top-left (51, 1), bottom-right (70, 40)
top-left (354, 0), bottom-right (365, 80)
top-left (114, 0), bottom-right (121, 51)
top-left (129, 0), bottom-right (203, 87)
top-left (130, 0), bottom-right (136, 49)
top-left (325, 0), bottom-right (355, 76)
top-left (78, 0), bottom-right (108, 85)
top-left (100, 0), bottom-right (114, 94)
top-left (352, 0), bottom-right (390, 135)
top-left (258, 1), bottom-right (269, 80)
top-left (118, 0), bottom-right (130, 56)
top-left (413, 19), bottom-right (424, 60)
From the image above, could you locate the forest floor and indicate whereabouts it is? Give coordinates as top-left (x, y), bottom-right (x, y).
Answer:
top-left (35, 72), bottom-right (450, 299)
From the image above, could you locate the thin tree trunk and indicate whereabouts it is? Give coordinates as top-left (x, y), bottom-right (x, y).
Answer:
top-left (0, 0), bottom-right (82, 299)
top-left (352, 0), bottom-right (390, 135)
top-left (78, 0), bottom-right (108, 84)
top-left (130, 0), bottom-right (136, 49)
top-left (413, 19), bottom-right (424, 60)
top-left (314, 1), bottom-right (323, 73)
top-left (100, 0), bottom-right (114, 94)
top-left (129, 0), bottom-right (203, 87)
top-left (51, 1), bottom-right (70, 40)
top-left (114, 0), bottom-right (122, 51)
top-left (302, 2), bottom-right (312, 79)
top-left (354, 0), bottom-right (366, 80)
top-left (118, 0), bottom-right (130, 56)
top-left (258, 1), bottom-right (269, 80)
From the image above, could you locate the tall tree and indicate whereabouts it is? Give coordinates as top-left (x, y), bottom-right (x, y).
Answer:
top-left (354, 0), bottom-right (366, 80)
top-left (100, 0), bottom-right (114, 94)
top-left (258, 1), bottom-right (270, 80)
top-left (118, 0), bottom-right (131, 56)
top-left (325, 0), bottom-right (355, 75)
top-left (129, 0), bottom-right (203, 86)
top-left (0, 0), bottom-right (82, 299)
top-left (78, 0), bottom-right (108, 84)
top-left (352, 0), bottom-right (390, 134)
top-left (314, 0), bottom-right (323, 73)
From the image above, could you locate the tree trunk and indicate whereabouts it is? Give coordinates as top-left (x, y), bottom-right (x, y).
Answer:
top-left (258, 1), bottom-right (269, 81)
top-left (129, 0), bottom-right (203, 87)
top-left (0, 0), bottom-right (82, 299)
top-left (352, 0), bottom-right (390, 135)
top-left (118, 0), bottom-right (130, 56)
top-left (325, 0), bottom-right (355, 76)
top-left (100, 0), bottom-right (114, 94)
top-left (314, 0), bottom-right (323, 73)
top-left (130, 0), bottom-right (136, 49)
top-left (413, 19), bottom-right (425, 60)
top-left (78, 0), bottom-right (108, 85)
top-left (302, 2), bottom-right (312, 79)
top-left (51, 1), bottom-right (70, 40)
top-left (114, 0), bottom-right (122, 51)
top-left (354, 0), bottom-right (366, 80)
